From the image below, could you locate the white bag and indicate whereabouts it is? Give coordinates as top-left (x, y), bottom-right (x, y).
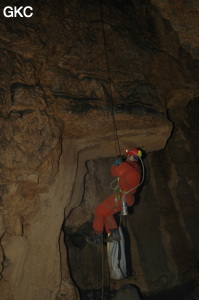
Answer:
top-left (107, 227), bottom-right (127, 280)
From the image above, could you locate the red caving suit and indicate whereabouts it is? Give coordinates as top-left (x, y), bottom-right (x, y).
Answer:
top-left (93, 160), bottom-right (141, 234)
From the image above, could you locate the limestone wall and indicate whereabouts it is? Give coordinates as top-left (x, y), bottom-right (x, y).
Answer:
top-left (0, 0), bottom-right (199, 299)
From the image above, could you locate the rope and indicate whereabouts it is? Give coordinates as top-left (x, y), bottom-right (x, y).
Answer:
top-left (101, 237), bottom-right (104, 300)
top-left (122, 155), bottom-right (145, 199)
top-left (98, 2), bottom-right (123, 297)
top-left (99, 0), bottom-right (121, 156)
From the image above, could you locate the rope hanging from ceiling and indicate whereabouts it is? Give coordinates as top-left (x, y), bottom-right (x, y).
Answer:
top-left (99, 0), bottom-right (121, 156)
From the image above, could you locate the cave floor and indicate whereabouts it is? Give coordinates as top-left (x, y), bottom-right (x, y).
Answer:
top-left (79, 281), bottom-right (197, 300)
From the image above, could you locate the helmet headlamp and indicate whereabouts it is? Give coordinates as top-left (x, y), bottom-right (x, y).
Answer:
top-left (125, 148), bottom-right (142, 157)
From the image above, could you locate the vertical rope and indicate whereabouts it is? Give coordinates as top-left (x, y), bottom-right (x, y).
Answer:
top-left (101, 238), bottom-right (104, 300)
top-left (99, 2), bottom-right (121, 298)
top-left (99, 0), bottom-right (121, 156)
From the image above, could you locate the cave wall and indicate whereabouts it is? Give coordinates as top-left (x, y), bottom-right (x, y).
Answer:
top-left (66, 99), bottom-right (199, 296)
top-left (129, 98), bottom-right (199, 293)
top-left (131, 101), bottom-right (199, 293)
top-left (0, 0), bottom-right (199, 299)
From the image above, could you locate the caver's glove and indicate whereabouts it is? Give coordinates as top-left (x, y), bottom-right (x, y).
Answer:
top-left (113, 157), bottom-right (122, 166)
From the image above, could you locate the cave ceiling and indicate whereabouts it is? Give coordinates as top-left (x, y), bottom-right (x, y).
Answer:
top-left (0, 0), bottom-right (198, 161)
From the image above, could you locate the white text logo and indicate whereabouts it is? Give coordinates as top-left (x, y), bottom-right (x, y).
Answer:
top-left (3, 6), bottom-right (33, 18)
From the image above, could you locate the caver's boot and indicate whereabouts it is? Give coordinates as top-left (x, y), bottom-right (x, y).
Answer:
top-left (104, 228), bottom-right (121, 243)
top-left (86, 232), bottom-right (103, 247)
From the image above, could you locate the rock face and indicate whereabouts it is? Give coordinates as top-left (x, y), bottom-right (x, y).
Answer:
top-left (0, 0), bottom-right (199, 299)
top-left (66, 98), bottom-right (199, 295)
top-left (111, 284), bottom-right (141, 300)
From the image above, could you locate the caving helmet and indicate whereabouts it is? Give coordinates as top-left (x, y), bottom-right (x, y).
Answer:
top-left (125, 148), bottom-right (142, 157)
